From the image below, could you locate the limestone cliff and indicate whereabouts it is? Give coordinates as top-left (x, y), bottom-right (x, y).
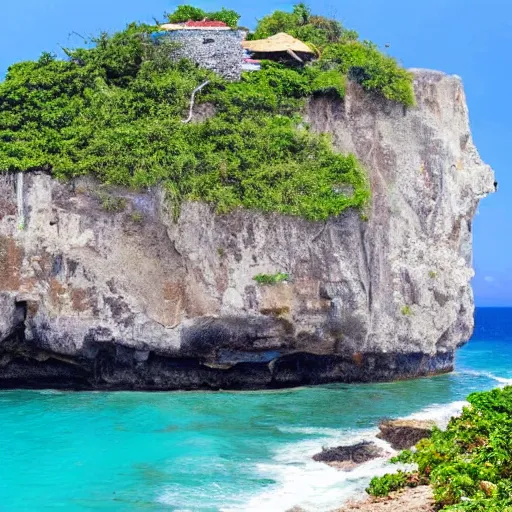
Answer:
top-left (0, 70), bottom-right (495, 389)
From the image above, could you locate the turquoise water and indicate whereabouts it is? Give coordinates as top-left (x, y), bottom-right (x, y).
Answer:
top-left (1, 308), bottom-right (512, 511)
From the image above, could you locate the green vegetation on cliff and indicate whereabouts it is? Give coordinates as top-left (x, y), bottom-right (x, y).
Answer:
top-left (250, 3), bottom-right (414, 106)
top-left (250, 2), bottom-right (358, 48)
top-left (368, 387), bottom-right (512, 511)
top-left (166, 5), bottom-right (241, 28)
top-left (0, 4), bottom-right (414, 220)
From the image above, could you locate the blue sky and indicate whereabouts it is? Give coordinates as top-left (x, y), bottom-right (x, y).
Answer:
top-left (2, 0), bottom-right (510, 305)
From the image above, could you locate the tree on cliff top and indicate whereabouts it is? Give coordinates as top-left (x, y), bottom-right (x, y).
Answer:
top-left (166, 5), bottom-right (241, 28)
top-left (249, 3), bottom-right (414, 106)
top-left (250, 2), bottom-right (359, 48)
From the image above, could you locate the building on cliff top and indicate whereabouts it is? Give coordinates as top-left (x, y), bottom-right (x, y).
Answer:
top-left (153, 21), bottom-right (245, 81)
top-left (152, 22), bottom-right (315, 80)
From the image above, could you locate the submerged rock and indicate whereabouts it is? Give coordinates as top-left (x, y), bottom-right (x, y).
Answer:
top-left (377, 419), bottom-right (435, 450)
top-left (0, 70), bottom-right (495, 390)
top-left (313, 441), bottom-right (385, 469)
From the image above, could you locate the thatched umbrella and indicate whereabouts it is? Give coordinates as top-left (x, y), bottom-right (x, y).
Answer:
top-left (242, 32), bottom-right (315, 63)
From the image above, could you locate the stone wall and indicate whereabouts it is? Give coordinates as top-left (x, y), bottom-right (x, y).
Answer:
top-left (167, 29), bottom-right (243, 81)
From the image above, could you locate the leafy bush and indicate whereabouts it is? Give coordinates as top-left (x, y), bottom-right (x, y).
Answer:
top-left (250, 4), bottom-right (413, 106)
top-left (401, 305), bottom-right (413, 316)
top-left (207, 8), bottom-right (240, 28)
top-left (167, 5), bottom-right (241, 28)
top-left (367, 471), bottom-right (410, 497)
top-left (96, 192), bottom-right (127, 212)
top-left (251, 3), bottom-right (355, 48)
top-left (390, 449), bottom-right (415, 464)
top-left (310, 69), bottom-right (346, 98)
top-left (130, 211), bottom-right (143, 223)
top-left (167, 5), bottom-right (206, 23)
top-left (319, 41), bottom-right (415, 106)
top-left (368, 387), bottom-right (512, 511)
top-left (253, 273), bottom-right (290, 285)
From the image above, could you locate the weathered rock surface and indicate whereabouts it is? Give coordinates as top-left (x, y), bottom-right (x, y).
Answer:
top-left (166, 29), bottom-right (244, 81)
top-left (377, 419), bottom-right (435, 450)
top-left (0, 70), bottom-right (495, 390)
top-left (336, 485), bottom-right (435, 512)
top-left (313, 442), bottom-right (385, 470)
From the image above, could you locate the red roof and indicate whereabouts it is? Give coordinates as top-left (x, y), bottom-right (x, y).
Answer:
top-left (185, 20), bottom-right (228, 28)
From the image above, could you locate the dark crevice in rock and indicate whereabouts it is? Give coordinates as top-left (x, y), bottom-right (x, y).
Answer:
top-left (377, 419), bottom-right (435, 450)
top-left (14, 300), bottom-right (27, 324)
top-left (0, 334), bottom-right (455, 391)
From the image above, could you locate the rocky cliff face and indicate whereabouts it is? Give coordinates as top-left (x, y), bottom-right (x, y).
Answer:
top-left (0, 70), bottom-right (495, 390)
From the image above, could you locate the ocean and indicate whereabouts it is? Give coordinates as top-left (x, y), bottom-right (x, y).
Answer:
top-left (1, 307), bottom-right (511, 512)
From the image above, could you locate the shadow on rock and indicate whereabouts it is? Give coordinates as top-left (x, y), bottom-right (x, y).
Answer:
top-left (377, 419), bottom-right (434, 450)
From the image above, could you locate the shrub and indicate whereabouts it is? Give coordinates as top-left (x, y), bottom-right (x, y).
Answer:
top-left (390, 449), bottom-right (415, 464)
top-left (97, 192), bottom-right (127, 212)
top-left (319, 41), bottom-right (415, 106)
top-left (167, 5), bottom-right (241, 28)
top-left (367, 471), bottom-right (410, 497)
top-left (207, 8), bottom-right (240, 28)
top-left (369, 387), bottom-right (512, 511)
top-left (130, 211), bottom-right (143, 222)
top-left (251, 3), bottom-right (355, 48)
top-left (401, 305), bottom-right (413, 316)
top-left (253, 273), bottom-right (290, 285)
top-left (167, 5), bottom-right (206, 23)
top-left (310, 69), bottom-right (346, 98)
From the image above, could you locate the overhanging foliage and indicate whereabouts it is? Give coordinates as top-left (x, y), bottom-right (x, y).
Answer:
top-left (0, 4), bottom-right (417, 221)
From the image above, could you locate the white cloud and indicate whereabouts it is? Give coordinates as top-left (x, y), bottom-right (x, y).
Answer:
top-left (484, 276), bottom-right (495, 283)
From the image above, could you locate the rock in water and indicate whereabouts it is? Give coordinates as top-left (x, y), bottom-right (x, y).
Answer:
top-left (313, 442), bottom-right (385, 469)
top-left (0, 70), bottom-right (495, 390)
top-left (377, 419), bottom-right (435, 450)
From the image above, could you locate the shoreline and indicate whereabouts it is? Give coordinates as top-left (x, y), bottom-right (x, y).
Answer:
top-left (302, 401), bottom-right (470, 512)
top-left (329, 381), bottom-right (512, 512)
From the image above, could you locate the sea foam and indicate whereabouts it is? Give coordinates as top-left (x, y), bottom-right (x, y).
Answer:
top-left (229, 399), bottom-right (476, 512)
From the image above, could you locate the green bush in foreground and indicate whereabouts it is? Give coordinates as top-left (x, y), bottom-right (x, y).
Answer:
top-left (368, 387), bottom-right (512, 511)
top-left (367, 471), bottom-right (410, 497)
